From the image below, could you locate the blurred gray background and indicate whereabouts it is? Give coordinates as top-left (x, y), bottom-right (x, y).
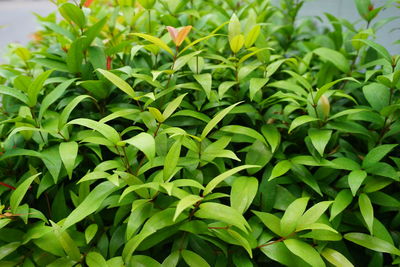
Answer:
top-left (0, 0), bottom-right (398, 60)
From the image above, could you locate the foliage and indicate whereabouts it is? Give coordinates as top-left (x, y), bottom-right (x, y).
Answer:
top-left (0, 0), bottom-right (399, 266)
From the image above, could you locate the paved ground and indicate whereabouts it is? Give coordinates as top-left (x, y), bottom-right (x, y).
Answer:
top-left (0, 0), bottom-right (398, 62)
top-left (0, 0), bottom-right (55, 61)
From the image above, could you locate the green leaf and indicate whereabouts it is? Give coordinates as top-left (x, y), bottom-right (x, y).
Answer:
top-left (0, 85), bottom-right (28, 104)
top-left (362, 144), bottom-right (397, 168)
top-left (245, 141), bottom-right (272, 174)
top-left (11, 173), bottom-right (40, 213)
top-left (308, 128), bottom-right (332, 156)
top-left (269, 160), bottom-right (291, 180)
top-left (62, 181), bottom-right (117, 230)
top-left (163, 93), bottom-right (187, 120)
top-left (27, 70), bottom-right (53, 107)
top-left (289, 115), bottom-right (319, 133)
top-left (97, 69), bottom-right (135, 99)
top-left (330, 189), bottom-right (353, 221)
top-left (298, 201), bottom-right (333, 228)
top-left (203, 165), bottom-right (259, 196)
top-left (66, 37), bottom-right (86, 74)
top-left (194, 203), bottom-right (251, 233)
top-left (86, 252), bottom-right (108, 267)
top-left (358, 193), bottom-right (374, 234)
top-left (85, 224), bottom-right (98, 244)
top-left (82, 17), bottom-right (108, 49)
top-left (230, 34), bottom-right (245, 53)
top-left (362, 83), bottom-right (390, 111)
top-left (357, 39), bottom-right (392, 62)
top-left (59, 95), bottom-right (92, 129)
top-left (38, 79), bottom-right (76, 122)
top-left (68, 118), bottom-right (121, 144)
top-left (181, 250), bottom-right (210, 267)
top-left (163, 138), bottom-right (182, 180)
top-left (220, 125), bottom-right (267, 145)
top-left (130, 255), bottom-right (161, 267)
top-left (314, 47), bottom-right (349, 73)
top-left (284, 239), bottom-right (326, 267)
top-left (249, 78), bottom-right (268, 101)
top-left (59, 3), bottom-right (86, 29)
top-left (0, 242), bottom-right (20, 261)
top-left (245, 24), bottom-right (261, 48)
top-left (280, 197), bottom-right (309, 236)
top-left (124, 133), bottom-right (156, 161)
top-left (344, 233), bottom-right (400, 256)
top-left (228, 13), bottom-right (241, 40)
top-left (348, 170), bottom-right (367, 196)
top-left (132, 33), bottom-right (173, 55)
top-left (261, 125), bottom-right (281, 153)
top-left (51, 222), bottom-right (81, 261)
top-left (253, 211), bottom-right (282, 236)
top-left (194, 73), bottom-right (212, 99)
top-left (201, 102), bottom-right (241, 140)
top-left (314, 77), bottom-right (359, 103)
top-left (231, 176), bottom-right (258, 214)
top-left (321, 248), bottom-right (354, 267)
top-left (218, 81), bottom-right (237, 99)
top-left (59, 142), bottom-right (78, 179)
top-left (174, 195), bottom-right (203, 221)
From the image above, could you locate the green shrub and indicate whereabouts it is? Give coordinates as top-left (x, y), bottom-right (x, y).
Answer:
top-left (0, 0), bottom-right (399, 266)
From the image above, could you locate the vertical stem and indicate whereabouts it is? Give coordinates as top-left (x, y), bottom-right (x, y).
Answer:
top-left (148, 9), bottom-right (152, 33)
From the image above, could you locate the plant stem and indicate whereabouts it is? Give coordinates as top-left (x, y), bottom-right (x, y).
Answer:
top-left (148, 9), bottom-right (152, 33)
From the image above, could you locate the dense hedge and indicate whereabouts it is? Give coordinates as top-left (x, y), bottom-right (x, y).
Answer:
top-left (0, 0), bottom-right (399, 266)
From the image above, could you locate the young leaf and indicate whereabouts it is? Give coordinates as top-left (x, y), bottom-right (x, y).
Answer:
top-left (245, 25), bottom-right (261, 48)
top-left (132, 33), bottom-right (174, 55)
top-left (230, 34), bottom-right (245, 53)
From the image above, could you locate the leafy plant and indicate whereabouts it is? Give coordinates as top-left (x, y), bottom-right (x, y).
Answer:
top-left (0, 0), bottom-right (399, 266)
